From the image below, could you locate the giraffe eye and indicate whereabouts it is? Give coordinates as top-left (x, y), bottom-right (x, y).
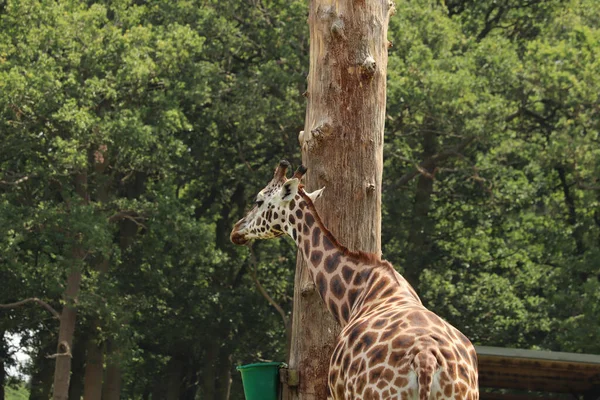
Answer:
top-left (255, 200), bottom-right (264, 207)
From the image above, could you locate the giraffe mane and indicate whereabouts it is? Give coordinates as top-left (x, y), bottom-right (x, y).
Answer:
top-left (297, 187), bottom-right (393, 269)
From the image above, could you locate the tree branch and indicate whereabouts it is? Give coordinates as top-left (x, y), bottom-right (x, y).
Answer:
top-left (397, 136), bottom-right (476, 186)
top-left (0, 297), bottom-right (61, 320)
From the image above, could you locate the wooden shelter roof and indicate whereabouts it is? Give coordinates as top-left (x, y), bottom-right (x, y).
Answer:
top-left (476, 346), bottom-right (600, 399)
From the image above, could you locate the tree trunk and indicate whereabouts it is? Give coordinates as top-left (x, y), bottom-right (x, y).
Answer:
top-left (215, 348), bottom-right (232, 400)
top-left (29, 338), bottom-right (55, 400)
top-left (289, 1), bottom-right (392, 398)
top-left (82, 337), bottom-right (104, 400)
top-left (68, 335), bottom-right (86, 400)
top-left (0, 331), bottom-right (6, 400)
top-left (404, 125), bottom-right (438, 288)
top-left (102, 340), bottom-right (122, 400)
top-left (52, 172), bottom-right (88, 400)
top-left (200, 343), bottom-right (217, 399)
top-left (165, 356), bottom-right (184, 400)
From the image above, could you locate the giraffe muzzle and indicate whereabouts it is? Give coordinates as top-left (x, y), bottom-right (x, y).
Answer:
top-left (230, 220), bottom-right (249, 245)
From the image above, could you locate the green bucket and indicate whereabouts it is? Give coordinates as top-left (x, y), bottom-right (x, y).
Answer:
top-left (237, 362), bottom-right (284, 400)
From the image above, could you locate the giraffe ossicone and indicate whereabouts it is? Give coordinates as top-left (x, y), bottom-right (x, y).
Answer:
top-left (231, 161), bottom-right (479, 400)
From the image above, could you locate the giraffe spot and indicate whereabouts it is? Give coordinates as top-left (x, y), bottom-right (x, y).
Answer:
top-left (389, 350), bottom-right (406, 365)
top-left (312, 227), bottom-right (321, 247)
top-left (289, 215), bottom-right (296, 224)
top-left (455, 382), bottom-right (468, 396)
top-left (273, 212), bottom-right (279, 219)
top-left (341, 265), bottom-right (354, 284)
top-left (303, 240), bottom-right (310, 255)
top-left (458, 364), bottom-right (469, 381)
top-left (407, 312), bottom-right (428, 327)
top-left (381, 323), bottom-right (401, 341)
top-left (440, 348), bottom-right (454, 361)
top-left (369, 366), bottom-right (384, 382)
top-left (303, 223), bottom-right (309, 236)
top-left (310, 250), bottom-right (323, 266)
top-left (341, 302), bottom-right (350, 322)
top-left (364, 387), bottom-right (379, 400)
top-left (444, 384), bottom-right (453, 397)
top-left (367, 344), bottom-right (388, 365)
top-left (406, 327), bottom-right (429, 336)
top-left (257, 217), bottom-right (262, 225)
top-left (458, 346), bottom-right (469, 361)
top-left (305, 213), bottom-right (315, 227)
top-left (323, 235), bottom-right (335, 250)
top-left (381, 287), bottom-right (395, 297)
top-left (334, 383), bottom-right (344, 399)
top-left (355, 374), bottom-right (366, 395)
top-left (292, 228), bottom-right (297, 241)
top-left (382, 368), bottom-right (394, 382)
top-left (325, 253), bottom-right (342, 273)
top-left (341, 354), bottom-right (351, 371)
top-left (394, 376), bottom-right (408, 388)
top-left (348, 289), bottom-right (360, 307)
top-left (391, 335), bottom-right (414, 349)
top-left (288, 199), bottom-right (296, 210)
top-left (377, 380), bottom-right (387, 390)
top-left (273, 224), bottom-right (282, 232)
top-left (299, 201), bottom-right (307, 209)
top-left (359, 331), bottom-right (377, 350)
top-left (447, 362), bottom-right (457, 379)
top-left (373, 318), bottom-right (386, 329)
top-left (328, 298), bottom-right (340, 323)
top-left (330, 275), bottom-right (345, 299)
top-left (316, 272), bottom-right (327, 300)
top-left (348, 321), bottom-right (368, 343)
top-left (353, 269), bottom-right (371, 285)
top-left (364, 278), bottom-right (388, 302)
top-left (469, 349), bottom-right (478, 366)
top-left (295, 209), bottom-right (303, 218)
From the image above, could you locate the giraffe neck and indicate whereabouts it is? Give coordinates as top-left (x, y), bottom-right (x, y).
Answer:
top-left (282, 191), bottom-right (419, 327)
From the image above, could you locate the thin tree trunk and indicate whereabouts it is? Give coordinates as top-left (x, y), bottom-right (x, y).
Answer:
top-left (0, 331), bottom-right (6, 400)
top-left (68, 335), bottom-right (86, 400)
top-left (82, 337), bottom-right (104, 400)
top-left (165, 356), bottom-right (185, 400)
top-left (200, 344), bottom-right (217, 399)
top-left (289, 1), bottom-right (392, 398)
top-left (404, 126), bottom-right (437, 288)
top-left (215, 349), bottom-right (232, 400)
top-left (52, 171), bottom-right (88, 400)
top-left (29, 338), bottom-right (55, 400)
top-left (102, 340), bottom-right (123, 400)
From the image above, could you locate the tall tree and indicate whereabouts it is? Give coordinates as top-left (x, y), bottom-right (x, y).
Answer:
top-left (286, 1), bottom-right (394, 398)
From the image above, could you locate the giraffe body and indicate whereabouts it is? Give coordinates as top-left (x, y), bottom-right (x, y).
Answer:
top-left (231, 161), bottom-right (479, 400)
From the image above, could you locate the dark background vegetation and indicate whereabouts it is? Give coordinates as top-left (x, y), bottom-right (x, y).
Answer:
top-left (1, 0), bottom-right (599, 398)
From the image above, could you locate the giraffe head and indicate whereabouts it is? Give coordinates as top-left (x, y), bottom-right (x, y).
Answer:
top-left (230, 160), bottom-right (324, 245)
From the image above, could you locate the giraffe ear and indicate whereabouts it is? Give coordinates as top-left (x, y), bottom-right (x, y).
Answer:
top-left (306, 187), bottom-right (325, 202)
top-left (281, 178), bottom-right (300, 202)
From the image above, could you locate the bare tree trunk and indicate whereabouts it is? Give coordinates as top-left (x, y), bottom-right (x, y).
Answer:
top-left (82, 337), bottom-right (104, 400)
top-left (288, 1), bottom-right (392, 398)
top-left (68, 335), bottom-right (86, 400)
top-left (165, 356), bottom-right (184, 400)
top-left (102, 340), bottom-right (123, 400)
top-left (0, 331), bottom-right (6, 400)
top-left (215, 349), bottom-right (232, 400)
top-left (29, 337), bottom-right (55, 400)
top-left (53, 171), bottom-right (88, 400)
top-left (404, 126), bottom-right (437, 288)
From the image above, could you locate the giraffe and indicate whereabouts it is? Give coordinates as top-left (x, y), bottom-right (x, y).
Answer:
top-left (231, 160), bottom-right (479, 400)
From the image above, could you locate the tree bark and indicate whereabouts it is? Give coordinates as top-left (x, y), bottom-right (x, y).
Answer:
top-left (68, 335), bottom-right (86, 400)
top-left (52, 172), bottom-right (88, 400)
top-left (289, 1), bottom-right (392, 398)
top-left (82, 337), bottom-right (104, 400)
top-left (102, 341), bottom-right (123, 400)
top-left (404, 125), bottom-right (438, 288)
top-left (29, 337), bottom-right (55, 400)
